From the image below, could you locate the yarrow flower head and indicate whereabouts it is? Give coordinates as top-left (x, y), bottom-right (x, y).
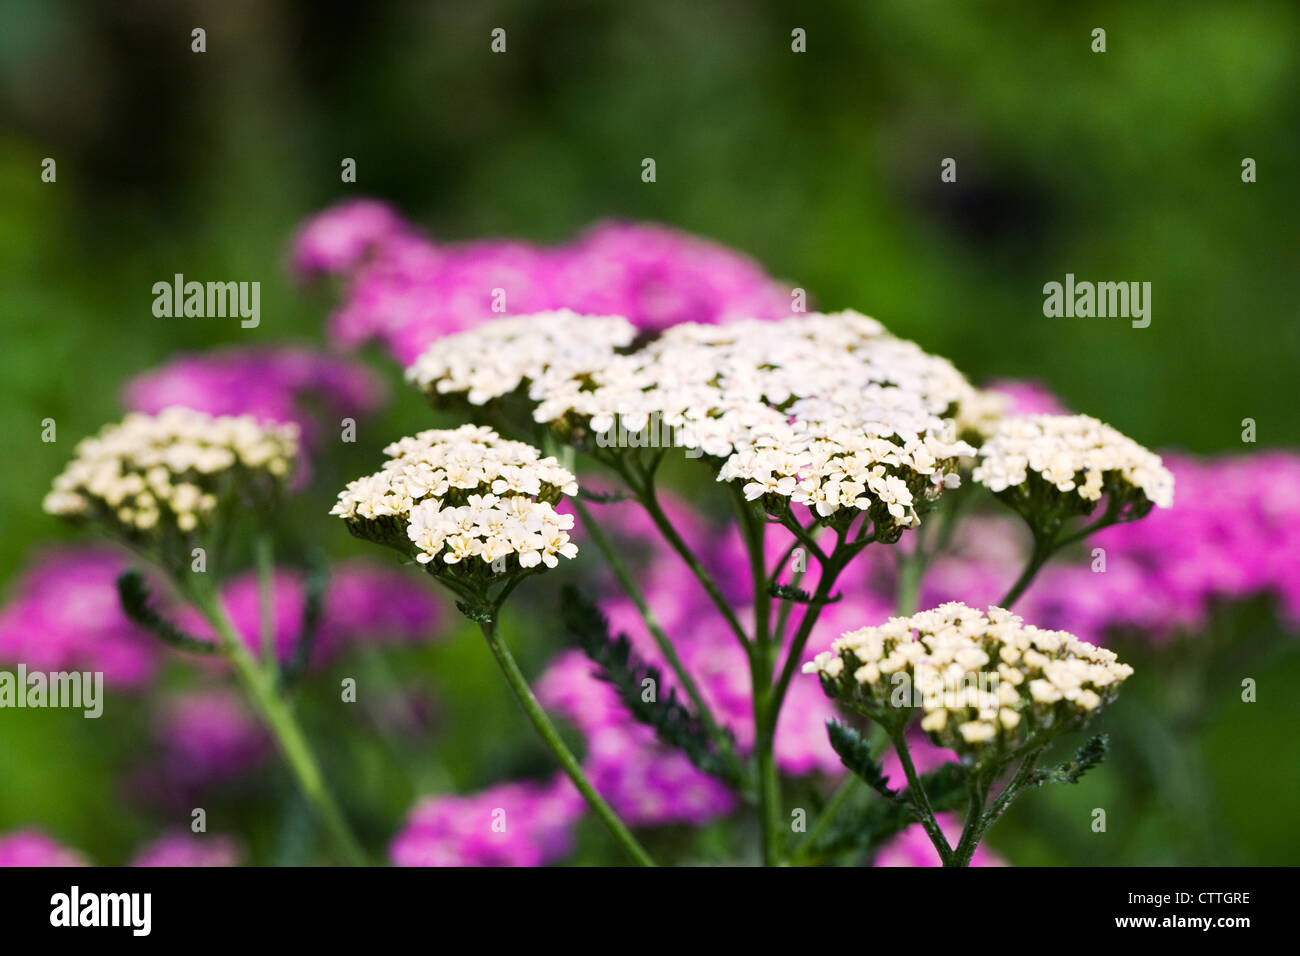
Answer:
top-left (406, 310), bottom-right (977, 538)
top-left (44, 408), bottom-right (298, 565)
top-left (973, 414), bottom-right (1174, 530)
top-left (122, 347), bottom-right (385, 479)
top-left (405, 309), bottom-right (638, 409)
top-left (804, 602), bottom-right (1133, 765)
top-left (332, 425), bottom-right (579, 606)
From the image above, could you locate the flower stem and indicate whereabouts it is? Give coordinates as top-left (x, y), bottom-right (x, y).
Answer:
top-left (733, 491), bottom-right (781, 865)
top-left (632, 474), bottom-right (750, 650)
top-left (572, 498), bottom-right (743, 780)
top-left (190, 581), bottom-right (368, 867)
top-left (999, 534), bottom-right (1055, 608)
top-left (890, 727), bottom-right (952, 865)
top-left (792, 774), bottom-right (862, 864)
top-left (478, 614), bottom-right (657, 867)
top-left (253, 533), bottom-right (276, 671)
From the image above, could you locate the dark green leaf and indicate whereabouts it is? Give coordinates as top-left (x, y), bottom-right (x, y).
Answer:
top-left (561, 586), bottom-right (744, 788)
top-left (116, 569), bottom-right (218, 655)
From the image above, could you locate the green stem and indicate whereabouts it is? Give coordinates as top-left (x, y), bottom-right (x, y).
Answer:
top-left (634, 475), bottom-right (750, 650)
top-left (479, 614), bottom-right (657, 867)
top-left (572, 498), bottom-right (744, 781)
top-left (948, 776), bottom-right (990, 868)
top-left (890, 727), bottom-right (952, 865)
top-left (895, 544), bottom-right (926, 617)
top-left (254, 533), bottom-right (276, 672)
top-left (730, 488), bottom-right (781, 865)
top-left (793, 775), bottom-right (862, 864)
top-left (999, 534), bottom-right (1055, 608)
top-left (950, 751), bottom-right (1041, 866)
top-left (190, 581), bottom-right (368, 867)
top-left (768, 551), bottom-right (847, 726)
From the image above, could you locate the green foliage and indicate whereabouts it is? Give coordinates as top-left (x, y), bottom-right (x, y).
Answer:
top-left (806, 760), bottom-right (969, 862)
top-left (826, 721), bottom-right (898, 801)
top-left (279, 553), bottom-right (329, 690)
top-left (1031, 734), bottom-right (1110, 788)
top-left (768, 582), bottom-right (842, 606)
top-left (115, 569), bottom-right (217, 656)
top-left (561, 586), bottom-right (743, 788)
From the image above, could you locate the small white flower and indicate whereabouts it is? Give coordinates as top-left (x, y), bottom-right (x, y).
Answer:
top-left (44, 407), bottom-right (298, 540)
top-left (973, 414), bottom-right (1174, 510)
top-left (806, 602), bottom-right (1133, 757)
top-left (335, 424), bottom-right (580, 574)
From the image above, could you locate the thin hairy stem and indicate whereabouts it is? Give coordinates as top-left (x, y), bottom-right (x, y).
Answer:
top-left (890, 726), bottom-right (953, 865)
top-left (572, 497), bottom-right (742, 778)
top-left (189, 578), bottom-right (368, 867)
top-left (732, 487), bottom-right (781, 865)
top-left (479, 612), bottom-right (657, 867)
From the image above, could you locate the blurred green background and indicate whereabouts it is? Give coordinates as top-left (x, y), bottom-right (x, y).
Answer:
top-left (1, 0), bottom-right (1297, 865)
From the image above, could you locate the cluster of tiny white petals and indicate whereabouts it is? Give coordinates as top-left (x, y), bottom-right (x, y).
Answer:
top-left (973, 414), bottom-right (1174, 509)
top-left (953, 388), bottom-right (1011, 442)
top-left (404, 310), bottom-right (638, 406)
top-left (408, 310), bottom-right (981, 526)
top-left (804, 602), bottom-right (1133, 755)
top-left (529, 311), bottom-right (979, 449)
top-left (332, 424), bottom-right (579, 570)
top-left (717, 418), bottom-right (972, 527)
top-left (44, 407), bottom-right (297, 536)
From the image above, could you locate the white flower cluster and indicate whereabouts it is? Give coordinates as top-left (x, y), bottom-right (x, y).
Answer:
top-left (44, 407), bottom-right (297, 537)
top-left (332, 424), bottom-right (580, 572)
top-left (717, 423), bottom-right (969, 529)
top-left (406, 310), bottom-right (981, 526)
top-left (405, 310), bottom-right (638, 406)
top-left (973, 414), bottom-right (1174, 510)
top-left (804, 602), bottom-right (1133, 756)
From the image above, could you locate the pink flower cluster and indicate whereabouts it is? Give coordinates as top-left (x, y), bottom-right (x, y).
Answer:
top-left (0, 548), bottom-right (157, 689)
top-left (873, 814), bottom-right (1005, 867)
top-left (0, 830), bottom-right (86, 867)
top-left (390, 776), bottom-right (585, 867)
top-left (910, 456), bottom-right (1300, 645)
top-left (290, 200), bottom-right (797, 363)
top-left (147, 689), bottom-right (272, 793)
top-left (0, 550), bottom-right (444, 693)
top-left (173, 560), bottom-right (443, 668)
top-left (123, 346), bottom-right (386, 479)
top-left (130, 831), bottom-right (240, 867)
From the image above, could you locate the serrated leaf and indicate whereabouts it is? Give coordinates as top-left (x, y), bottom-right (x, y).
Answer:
top-left (1031, 734), bottom-right (1109, 787)
top-left (768, 582), bottom-right (842, 605)
top-left (561, 586), bottom-right (744, 788)
top-left (116, 569), bottom-right (218, 655)
top-left (804, 760), bottom-right (968, 862)
top-left (826, 721), bottom-right (898, 801)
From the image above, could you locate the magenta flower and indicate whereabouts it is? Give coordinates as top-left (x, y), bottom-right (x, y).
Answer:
top-left (0, 830), bottom-right (86, 867)
top-left (0, 547), bottom-right (158, 689)
top-left (873, 814), bottom-right (1005, 867)
top-left (173, 561), bottom-right (444, 667)
top-left (537, 651), bottom-right (736, 826)
top-left (391, 776), bottom-right (585, 867)
top-left (986, 378), bottom-right (1069, 416)
top-left (289, 199), bottom-right (411, 279)
top-left (551, 220), bottom-right (794, 332)
top-left (153, 689), bottom-right (272, 788)
top-left (122, 347), bottom-right (386, 477)
top-left (292, 202), bottom-right (798, 363)
top-left (130, 832), bottom-right (240, 867)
